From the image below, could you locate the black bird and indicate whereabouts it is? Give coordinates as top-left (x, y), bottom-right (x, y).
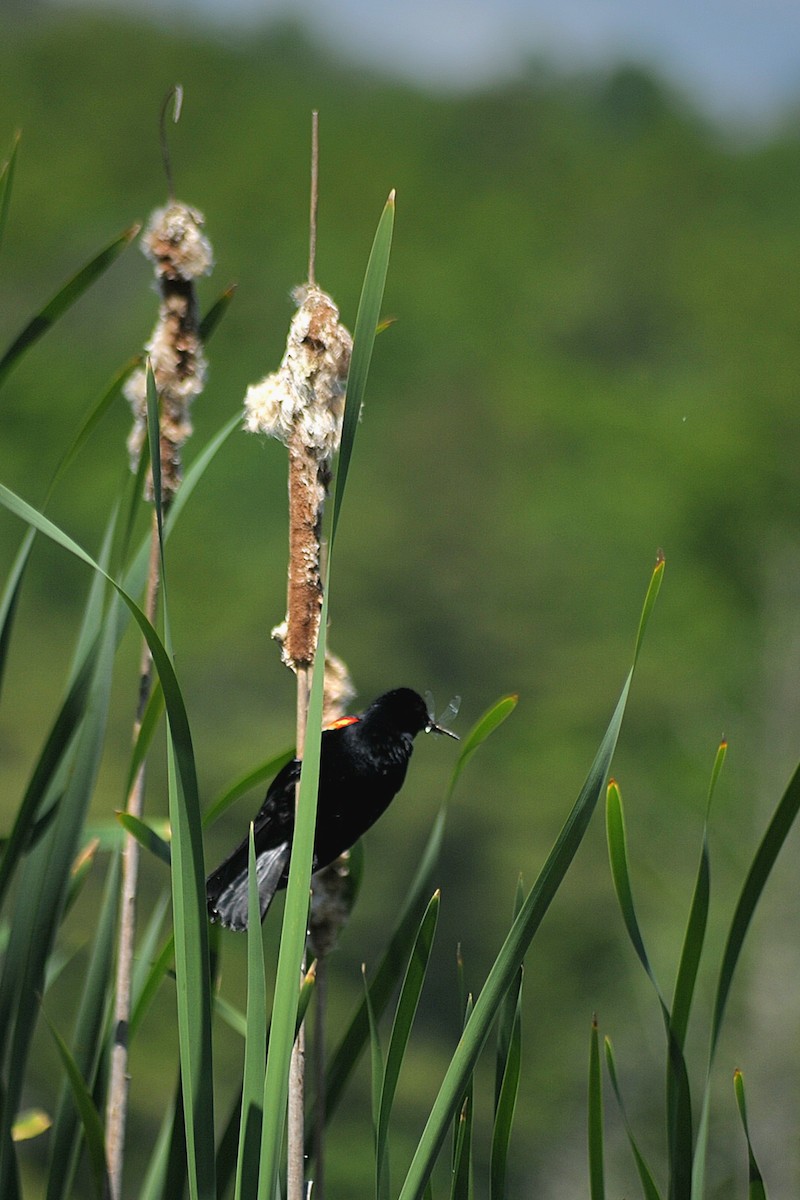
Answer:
top-left (206, 687), bottom-right (458, 931)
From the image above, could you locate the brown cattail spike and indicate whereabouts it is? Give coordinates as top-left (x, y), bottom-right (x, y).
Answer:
top-left (245, 284), bottom-right (352, 668)
top-left (124, 202), bottom-right (213, 500)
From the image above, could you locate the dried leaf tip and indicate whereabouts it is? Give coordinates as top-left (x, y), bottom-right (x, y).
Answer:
top-left (243, 284), bottom-right (352, 463)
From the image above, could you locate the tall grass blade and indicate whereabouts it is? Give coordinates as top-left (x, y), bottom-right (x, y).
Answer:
top-left (0, 224), bottom-right (140, 388)
top-left (733, 1070), bottom-right (767, 1200)
top-left (199, 284), bottom-right (237, 340)
top-left (202, 749), bottom-right (294, 829)
top-left (138, 1079), bottom-right (181, 1200)
top-left (0, 131), bottom-right (20, 256)
top-left (129, 891), bottom-right (171, 1042)
top-left (330, 191), bottom-right (395, 541)
top-left (672, 740), bottom-right (726, 1052)
top-left (449, 994), bottom-right (474, 1200)
top-left (117, 811), bottom-right (171, 866)
top-left (0, 529), bottom-right (34, 705)
top-left (235, 826), bottom-right (267, 1200)
top-left (364, 965), bottom-right (387, 1200)
top-left (0, 639), bottom-right (96, 909)
top-left (398, 556), bottom-right (663, 1200)
top-left (447, 695), bottom-right (518, 801)
top-left (124, 680), bottom-right (165, 798)
top-left (490, 971), bottom-right (522, 1200)
top-left (710, 757), bottom-right (800, 1056)
top-left (588, 1017), bottom-right (605, 1200)
top-left (41, 1011), bottom-right (110, 1200)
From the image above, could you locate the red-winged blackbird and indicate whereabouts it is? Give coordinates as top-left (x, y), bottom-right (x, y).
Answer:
top-left (206, 687), bottom-right (458, 931)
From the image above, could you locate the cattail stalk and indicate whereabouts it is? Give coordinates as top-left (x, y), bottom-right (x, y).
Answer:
top-left (106, 162), bottom-right (212, 1199)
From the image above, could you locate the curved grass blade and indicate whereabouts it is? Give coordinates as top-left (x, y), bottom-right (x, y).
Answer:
top-left (146, 364), bottom-right (215, 1200)
top-left (138, 1079), bottom-right (181, 1200)
top-left (47, 356), bottom-right (142, 500)
top-left (0, 636), bottom-right (96, 910)
top-left (41, 1010), bottom-right (110, 1200)
top-left (604, 1038), bottom-right (663, 1200)
top-left (130, 931), bottom-right (174, 1044)
top-left (733, 1070), bottom-right (767, 1200)
top-left (363, 964), bottom-right (387, 1200)
top-left (125, 679), bottom-right (166, 799)
top-left (634, 550), bottom-right (665, 665)
top-left (0, 130), bottom-right (20, 257)
top-left (671, 741), bottom-right (727, 1052)
top-left (710, 756), bottom-right (800, 1057)
top-left (117, 811), bottom-right (171, 867)
top-left (588, 1017), bottom-right (605, 1200)
top-left (0, 224), bottom-right (140, 389)
top-left (330, 191), bottom-right (395, 543)
top-left (0, 528), bottom-right (34, 706)
top-left (398, 557), bottom-right (663, 1200)
top-left (377, 892), bottom-right (440, 1199)
top-left (202, 749), bottom-right (294, 828)
top-left (235, 826), bottom-right (267, 1200)
top-left (446, 694), bottom-right (518, 802)
top-left (494, 877), bottom-right (524, 1107)
top-left (129, 891), bottom-right (171, 1040)
top-left (199, 284), bottom-right (237, 341)
top-left (605, 780), bottom-right (692, 1200)
top-left (605, 781), bottom-right (657, 984)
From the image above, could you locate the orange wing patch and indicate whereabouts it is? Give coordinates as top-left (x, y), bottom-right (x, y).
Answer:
top-left (325, 715), bottom-right (360, 730)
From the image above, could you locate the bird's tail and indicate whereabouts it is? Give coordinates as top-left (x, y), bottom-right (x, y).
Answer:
top-left (206, 840), bottom-right (291, 931)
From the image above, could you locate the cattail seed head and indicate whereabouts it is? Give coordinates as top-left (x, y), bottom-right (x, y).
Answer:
top-left (124, 201), bottom-right (213, 500)
top-left (243, 284), bottom-right (352, 464)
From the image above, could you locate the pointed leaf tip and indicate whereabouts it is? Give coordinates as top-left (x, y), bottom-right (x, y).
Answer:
top-left (387, 189), bottom-right (396, 205)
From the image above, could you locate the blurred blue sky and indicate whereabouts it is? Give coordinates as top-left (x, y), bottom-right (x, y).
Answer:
top-left (55, 0), bottom-right (800, 123)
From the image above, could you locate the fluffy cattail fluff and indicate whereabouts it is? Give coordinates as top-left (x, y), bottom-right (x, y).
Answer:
top-left (247, 284), bottom-right (352, 668)
top-left (243, 284), bottom-right (352, 466)
top-left (308, 850), bottom-right (356, 959)
top-left (307, 651), bottom-right (358, 957)
top-left (124, 202), bottom-right (213, 500)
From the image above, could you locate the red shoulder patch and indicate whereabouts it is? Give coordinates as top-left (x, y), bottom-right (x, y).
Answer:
top-left (325, 715), bottom-right (360, 731)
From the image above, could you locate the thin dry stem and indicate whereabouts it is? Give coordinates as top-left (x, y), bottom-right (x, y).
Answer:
top-left (308, 112), bottom-right (319, 287)
top-left (105, 512), bottom-right (161, 1200)
top-left (313, 956), bottom-right (328, 1200)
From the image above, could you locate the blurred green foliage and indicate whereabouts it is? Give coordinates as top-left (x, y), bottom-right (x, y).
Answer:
top-left (2, 9), bottom-right (800, 1196)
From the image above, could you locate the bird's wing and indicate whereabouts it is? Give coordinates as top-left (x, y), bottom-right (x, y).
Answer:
top-left (206, 841), bottom-right (291, 931)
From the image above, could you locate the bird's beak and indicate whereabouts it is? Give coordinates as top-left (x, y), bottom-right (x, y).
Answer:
top-left (425, 720), bottom-right (459, 741)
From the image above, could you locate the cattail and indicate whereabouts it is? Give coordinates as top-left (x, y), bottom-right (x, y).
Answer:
top-left (124, 201), bottom-right (213, 500)
top-left (244, 284), bottom-right (352, 669)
